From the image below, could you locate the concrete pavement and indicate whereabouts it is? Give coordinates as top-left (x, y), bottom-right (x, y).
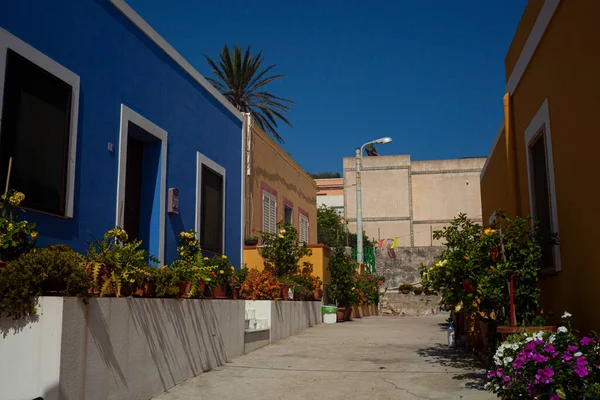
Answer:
top-left (153, 314), bottom-right (496, 400)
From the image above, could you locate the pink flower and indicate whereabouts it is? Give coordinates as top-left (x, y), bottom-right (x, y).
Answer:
top-left (535, 366), bottom-right (554, 384)
top-left (533, 353), bottom-right (548, 363)
top-left (567, 345), bottom-right (579, 352)
top-left (543, 344), bottom-right (556, 353)
top-left (550, 395), bottom-right (560, 400)
top-left (581, 337), bottom-right (593, 346)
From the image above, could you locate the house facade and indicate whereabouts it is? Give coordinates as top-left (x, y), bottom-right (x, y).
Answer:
top-left (315, 178), bottom-right (344, 215)
top-left (343, 155), bottom-right (485, 246)
top-left (480, 0), bottom-right (599, 331)
top-left (244, 121), bottom-right (316, 243)
top-left (0, 0), bottom-right (245, 267)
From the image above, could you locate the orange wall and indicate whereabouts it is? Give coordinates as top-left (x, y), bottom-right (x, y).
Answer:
top-left (481, 0), bottom-right (600, 332)
top-left (243, 244), bottom-right (331, 285)
top-left (504, 0), bottom-right (544, 80)
top-left (245, 124), bottom-right (317, 242)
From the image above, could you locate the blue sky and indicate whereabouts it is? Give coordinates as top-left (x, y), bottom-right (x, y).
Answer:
top-left (127, 0), bottom-right (526, 174)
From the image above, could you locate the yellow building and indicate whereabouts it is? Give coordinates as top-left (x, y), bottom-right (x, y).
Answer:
top-left (480, 0), bottom-right (600, 332)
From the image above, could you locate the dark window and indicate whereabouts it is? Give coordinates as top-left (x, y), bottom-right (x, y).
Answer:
top-left (200, 165), bottom-right (224, 253)
top-left (284, 205), bottom-right (293, 225)
top-left (0, 49), bottom-right (72, 215)
top-left (530, 132), bottom-right (553, 268)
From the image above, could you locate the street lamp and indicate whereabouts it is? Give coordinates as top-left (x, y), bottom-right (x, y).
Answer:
top-left (355, 137), bottom-right (392, 264)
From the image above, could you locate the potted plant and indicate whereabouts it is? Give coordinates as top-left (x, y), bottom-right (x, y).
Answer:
top-left (328, 247), bottom-right (357, 322)
top-left (413, 287), bottom-right (423, 296)
top-left (239, 268), bottom-right (280, 300)
top-left (260, 222), bottom-right (312, 278)
top-left (485, 312), bottom-right (599, 399)
top-left (85, 227), bottom-right (156, 297)
top-left (0, 244), bottom-right (91, 319)
top-left (244, 235), bottom-right (259, 246)
top-left (154, 266), bottom-right (179, 298)
top-left (169, 230), bottom-right (214, 298)
top-left (0, 190), bottom-right (37, 265)
top-left (232, 267), bottom-right (249, 300)
top-left (399, 284), bottom-right (412, 294)
top-left (204, 254), bottom-right (235, 299)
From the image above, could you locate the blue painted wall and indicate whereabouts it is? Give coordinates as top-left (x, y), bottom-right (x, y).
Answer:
top-left (0, 0), bottom-right (243, 267)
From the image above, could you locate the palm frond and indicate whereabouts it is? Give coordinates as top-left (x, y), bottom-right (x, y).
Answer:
top-left (205, 44), bottom-right (292, 142)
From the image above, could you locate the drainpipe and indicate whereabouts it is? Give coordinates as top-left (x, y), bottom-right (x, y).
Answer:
top-left (245, 113), bottom-right (253, 237)
top-left (503, 93), bottom-right (521, 216)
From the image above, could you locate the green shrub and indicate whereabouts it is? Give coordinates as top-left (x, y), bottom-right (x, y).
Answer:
top-left (154, 266), bottom-right (179, 298)
top-left (0, 245), bottom-right (91, 319)
top-left (328, 247), bottom-right (357, 306)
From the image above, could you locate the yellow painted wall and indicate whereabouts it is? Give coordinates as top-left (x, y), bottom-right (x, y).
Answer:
top-left (481, 0), bottom-right (600, 332)
top-left (480, 128), bottom-right (513, 221)
top-left (504, 0), bottom-right (544, 81)
top-left (243, 244), bottom-right (331, 285)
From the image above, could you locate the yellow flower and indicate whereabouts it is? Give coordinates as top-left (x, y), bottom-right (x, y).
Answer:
top-left (179, 251), bottom-right (185, 257)
top-left (8, 191), bottom-right (25, 207)
top-left (7, 223), bottom-right (13, 230)
top-left (454, 302), bottom-right (463, 313)
top-left (279, 229), bottom-right (286, 234)
top-left (219, 270), bottom-right (224, 274)
top-left (31, 232), bottom-right (38, 239)
top-left (230, 266), bottom-right (235, 271)
top-left (203, 257), bottom-right (209, 261)
top-left (464, 255), bottom-right (469, 261)
top-left (484, 228), bottom-right (497, 236)
top-left (221, 255), bottom-right (227, 259)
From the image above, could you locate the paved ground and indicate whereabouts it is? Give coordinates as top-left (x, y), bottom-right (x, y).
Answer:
top-left (154, 314), bottom-right (496, 400)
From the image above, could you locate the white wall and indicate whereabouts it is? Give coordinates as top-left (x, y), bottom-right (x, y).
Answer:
top-left (0, 297), bottom-right (64, 400)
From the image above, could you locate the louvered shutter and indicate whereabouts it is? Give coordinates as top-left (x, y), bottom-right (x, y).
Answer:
top-left (269, 196), bottom-right (276, 233)
top-left (300, 214), bottom-right (309, 243)
top-left (263, 192), bottom-right (277, 233)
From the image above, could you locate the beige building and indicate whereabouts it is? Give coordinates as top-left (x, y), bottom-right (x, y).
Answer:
top-left (315, 178), bottom-right (344, 215)
top-left (343, 155), bottom-right (485, 246)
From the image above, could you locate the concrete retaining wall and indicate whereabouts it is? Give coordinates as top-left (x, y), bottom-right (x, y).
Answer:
top-left (270, 301), bottom-right (322, 343)
top-left (0, 297), bottom-right (245, 400)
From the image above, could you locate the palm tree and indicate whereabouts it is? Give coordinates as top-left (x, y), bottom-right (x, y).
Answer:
top-left (204, 44), bottom-right (293, 143)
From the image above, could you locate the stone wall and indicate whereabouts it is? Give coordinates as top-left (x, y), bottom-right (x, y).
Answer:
top-left (380, 293), bottom-right (442, 316)
top-left (376, 246), bottom-right (444, 288)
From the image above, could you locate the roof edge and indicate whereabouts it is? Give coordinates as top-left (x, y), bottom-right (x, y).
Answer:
top-left (108, 0), bottom-right (244, 123)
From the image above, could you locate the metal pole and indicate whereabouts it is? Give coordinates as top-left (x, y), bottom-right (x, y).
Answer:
top-left (356, 147), bottom-right (363, 264)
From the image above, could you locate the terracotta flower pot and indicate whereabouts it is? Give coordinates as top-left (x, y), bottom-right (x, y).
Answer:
top-left (312, 290), bottom-right (322, 301)
top-left (177, 281), bottom-right (192, 299)
top-left (343, 306), bottom-right (352, 321)
top-left (232, 286), bottom-right (241, 300)
top-left (400, 289), bottom-right (410, 294)
top-left (336, 307), bottom-right (346, 322)
top-left (413, 290), bottom-right (423, 296)
top-left (244, 239), bottom-right (258, 246)
top-left (279, 284), bottom-right (290, 301)
top-left (212, 284), bottom-right (227, 299)
top-left (497, 325), bottom-right (557, 341)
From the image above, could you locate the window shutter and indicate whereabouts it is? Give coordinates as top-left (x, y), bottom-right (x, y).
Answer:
top-left (263, 192), bottom-right (277, 233)
top-left (300, 214), bottom-right (309, 243)
top-left (269, 196), bottom-right (276, 233)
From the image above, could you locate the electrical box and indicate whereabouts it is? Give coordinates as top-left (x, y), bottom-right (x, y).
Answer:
top-left (168, 188), bottom-right (179, 214)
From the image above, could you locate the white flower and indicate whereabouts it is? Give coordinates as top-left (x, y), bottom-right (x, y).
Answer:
top-left (526, 337), bottom-right (535, 342)
top-left (511, 343), bottom-right (520, 350)
top-left (503, 356), bottom-right (514, 365)
top-left (279, 229), bottom-right (286, 234)
top-left (574, 352), bottom-right (582, 357)
top-left (562, 311), bottom-right (572, 319)
top-left (558, 326), bottom-right (568, 333)
top-left (277, 234), bottom-right (284, 238)
top-left (549, 335), bottom-right (556, 344)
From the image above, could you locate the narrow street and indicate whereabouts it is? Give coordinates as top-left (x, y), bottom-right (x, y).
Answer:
top-left (154, 314), bottom-right (496, 400)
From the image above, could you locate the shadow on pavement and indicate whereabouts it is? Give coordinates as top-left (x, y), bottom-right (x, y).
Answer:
top-left (416, 344), bottom-right (488, 391)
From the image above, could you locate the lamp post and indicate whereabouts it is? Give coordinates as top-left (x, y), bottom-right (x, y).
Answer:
top-left (355, 137), bottom-right (392, 264)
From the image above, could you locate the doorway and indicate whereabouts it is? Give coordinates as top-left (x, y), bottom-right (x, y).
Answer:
top-left (116, 105), bottom-right (167, 264)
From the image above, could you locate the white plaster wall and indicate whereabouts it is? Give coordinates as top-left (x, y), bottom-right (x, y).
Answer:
top-left (0, 297), bottom-right (64, 400)
top-left (316, 194), bottom-right (343, 209)
top-left (245, 300), bottom-right (272, 328)
top-left (58, 298), bottom-right (245, 400)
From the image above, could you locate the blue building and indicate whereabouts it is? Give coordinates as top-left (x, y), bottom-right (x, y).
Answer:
top-left (0, 0), bottom-right (245, 267)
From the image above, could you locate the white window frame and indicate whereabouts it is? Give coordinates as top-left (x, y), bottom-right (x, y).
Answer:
top-left (0, 28), bottom-right (80, 218)
top-left (196, 152), bottom-right (226, 254)
top-left (116, 105), bottom-right (167, 265)
top-left (524, 99), bottom-right (561, 272)
top-left (299, 213), bottom-right (309, 243)
top-left (262, 191), bottom-right (277, 234)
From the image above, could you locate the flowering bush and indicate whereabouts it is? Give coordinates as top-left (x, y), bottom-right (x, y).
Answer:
top-left (204, 254), bottom-right (235, 287)
top-left (354, 272), bottom-right (382, 306)
top-left (240, 268), bottom-right (280, 300)
top-left (169, 230), bottom-right (214, 296)
top-left (260, 222), bottom-right (312, 277)
top-left (486, 313), bottom-right (600, 399)
top-left (0, 190), bottom-right (37, 261)
top-left (420, 213), bottom-right (554, 326)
